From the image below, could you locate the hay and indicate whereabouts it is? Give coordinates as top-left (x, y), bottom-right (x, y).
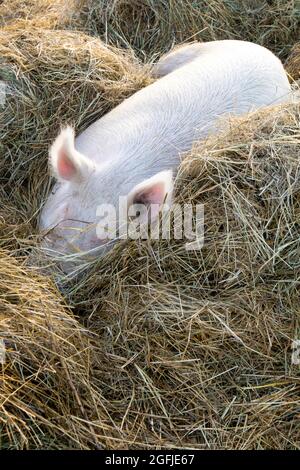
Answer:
top-left (286, 43), bottom-right (300, 80)
top-left (1, 0), bottom-right (300, 451)
top-left (0, 0), bottom-right (81, 30)
top-left (0, 250), bottom-right (104, 449)
top-left (82, 0), bottom-right (300, 61)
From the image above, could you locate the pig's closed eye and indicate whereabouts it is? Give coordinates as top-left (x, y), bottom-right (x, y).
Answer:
top-left (51, 183), bottom-right (61, 195)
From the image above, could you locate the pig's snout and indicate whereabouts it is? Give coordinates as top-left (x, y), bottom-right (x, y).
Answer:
top-left (40, 218), bottom-right (108, 257)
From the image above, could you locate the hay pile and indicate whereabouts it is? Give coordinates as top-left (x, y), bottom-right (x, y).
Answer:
top-left (82, 0), bottom-right (300, 61)
top-left (4, 1), bottom-right (298, 61)
top-left (286, 43), bottom-right (300, 80)
top-left (1, 0), bottom-right (300, 451)
top-left (0, 0), bottom-right (80, 29)
top-left (0, 250), bottom-right (102, 449)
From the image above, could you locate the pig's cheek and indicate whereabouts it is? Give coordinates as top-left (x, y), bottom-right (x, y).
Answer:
top-left (52, 206), bottom-right (70, 229)
top-left (63, 206), bottom-right (70, 219)
top-left (46, 204), bottom-right (69, 230)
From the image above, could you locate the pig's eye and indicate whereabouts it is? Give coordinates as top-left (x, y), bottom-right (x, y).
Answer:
top-left (51, 183), bottom-right (61, 195)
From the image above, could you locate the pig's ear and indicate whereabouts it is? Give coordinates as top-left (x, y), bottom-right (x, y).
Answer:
top-left (49, 126), bottom-right (94, 183)
top-left (127, 170), bottom-right (173, 224)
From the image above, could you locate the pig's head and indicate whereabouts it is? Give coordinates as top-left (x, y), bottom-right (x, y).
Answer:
top-left (39, 126), bottom-right (173, 265)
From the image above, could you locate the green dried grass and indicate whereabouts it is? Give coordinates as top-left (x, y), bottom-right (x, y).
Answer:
top-left (82, 0), bottom-right (300, 61)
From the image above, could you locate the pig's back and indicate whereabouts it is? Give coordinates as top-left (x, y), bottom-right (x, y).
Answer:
top-left (75, 40), bottom-right (291, 169)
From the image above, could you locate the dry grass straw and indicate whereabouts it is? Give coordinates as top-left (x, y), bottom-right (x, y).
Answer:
top-left (1, 0), bottom-right (300, 450)
top-left (0, 0), bottom-right (81, 30)
top-left (286, 43), bottom-right (300, 80)
top-left (0, 250), bottom-right (102, 449)
top-left (82, 0), bottom-right (300, 61)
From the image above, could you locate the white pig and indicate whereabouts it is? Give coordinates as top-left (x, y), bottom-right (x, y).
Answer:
top-left (39, 40), bottom-right (291, 264)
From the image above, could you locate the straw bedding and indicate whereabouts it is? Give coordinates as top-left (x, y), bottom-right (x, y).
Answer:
top-left (81, 0), bottom-right (300, 61)
top-left (286, 43), bottom-right (300, 80)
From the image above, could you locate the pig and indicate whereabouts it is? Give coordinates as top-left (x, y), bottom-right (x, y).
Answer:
top-left (39, 40), bottom-right (291, 267)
